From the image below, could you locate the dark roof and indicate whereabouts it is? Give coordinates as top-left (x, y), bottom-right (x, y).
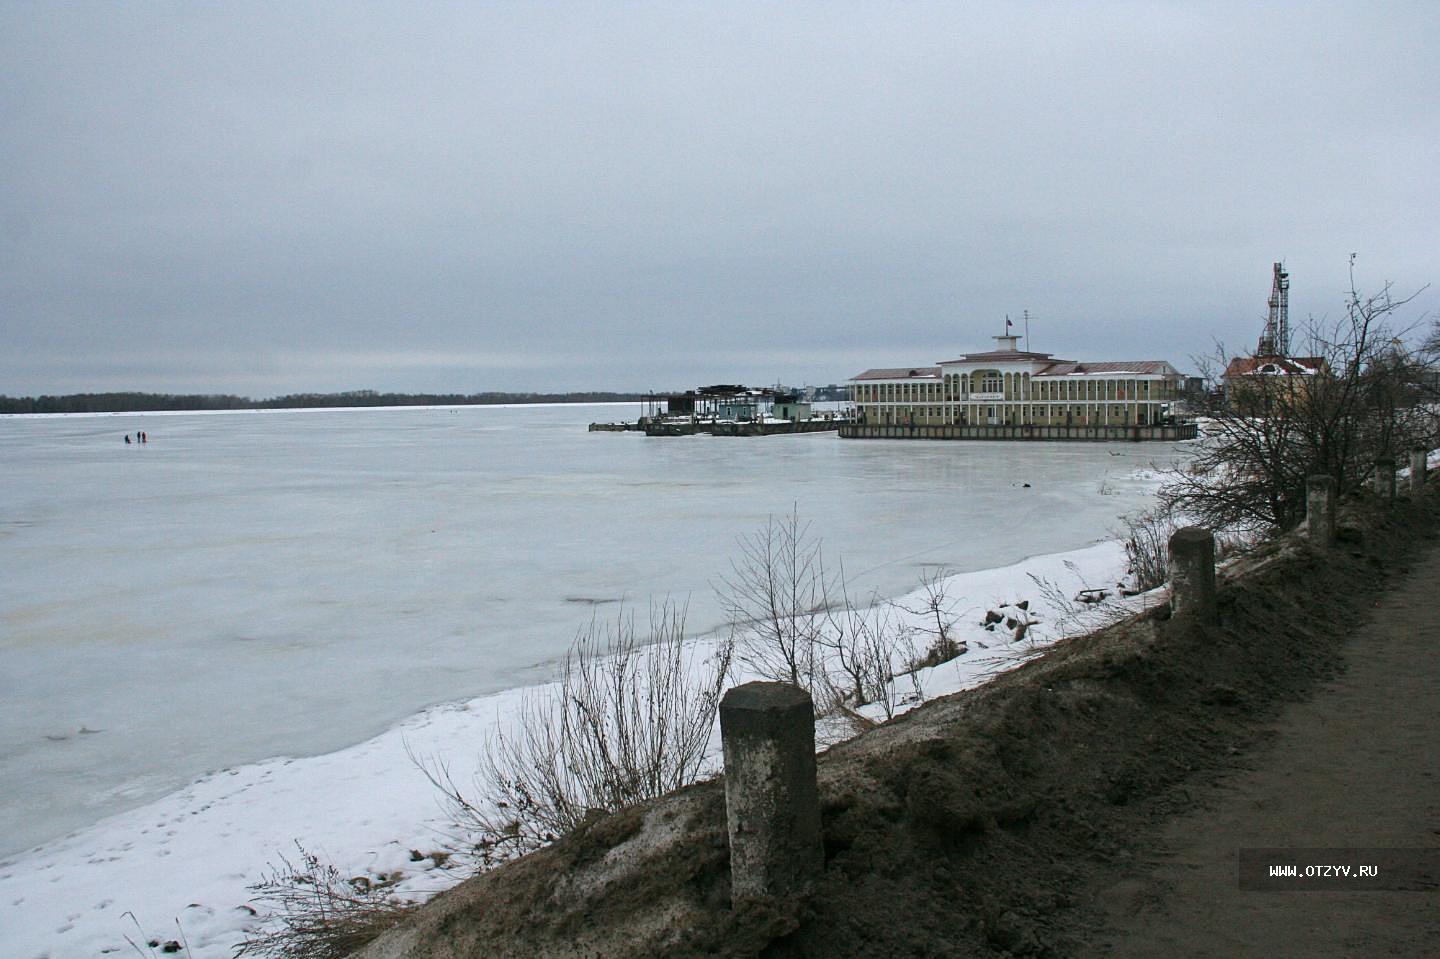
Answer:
top-left (850, 366), bottom-right (942, 381)
top-left (1034, 360), bottom-right (1179, 377)
top-left (850, 359), bottom-right (1183, 382)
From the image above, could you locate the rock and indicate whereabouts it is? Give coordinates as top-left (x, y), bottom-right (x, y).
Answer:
top-left (984, 610), bottom-right (1004, 625)
top-left (987, 909), bottom-right (1042, 953)
top-left (1203, 684), bottom-right (1241, 706)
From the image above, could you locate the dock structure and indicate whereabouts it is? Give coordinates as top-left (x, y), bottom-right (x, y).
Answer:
top-left (645, 418), bottom-right (841, 437)
top-left (839, 422), bottom-right (1197, 441)
top-left (589, 384), bottom-right (850, 437)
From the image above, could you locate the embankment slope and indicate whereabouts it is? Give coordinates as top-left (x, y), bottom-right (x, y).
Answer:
top-left (359, 486), bottom-right (1440, 958)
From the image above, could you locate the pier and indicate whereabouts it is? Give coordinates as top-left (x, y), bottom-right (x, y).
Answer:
top-left (839, 422), bottom-right (1198, 441)
top-left (588, 383), bottom-right (849, 436)
top-left (643, 418), bottom-right (841, 437)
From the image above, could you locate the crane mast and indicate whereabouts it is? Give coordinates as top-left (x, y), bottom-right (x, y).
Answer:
top-left (1258, 261), bottom-right (1290, 355)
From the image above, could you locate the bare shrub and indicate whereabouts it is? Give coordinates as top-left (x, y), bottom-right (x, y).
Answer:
top-left (718, 507), bottom-right (833, 693)
top-left (891, 568), bottom-right (963, 667)
top-left (1118, 508), bottom-right (1177, 592)
top-left (418, 600), bottom-right (731, 868)
top-left (816, 574), bottom-right (919, 721)
top-left (235, 843), bottom-right (412, 959)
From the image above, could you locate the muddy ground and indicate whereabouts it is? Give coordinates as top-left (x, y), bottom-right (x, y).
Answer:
top-left (358, 486), bottom-right (1440, 959)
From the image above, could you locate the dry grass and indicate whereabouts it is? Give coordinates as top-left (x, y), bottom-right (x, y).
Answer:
top-left (416, 600), bottom-right (733, 869)
top-left (234, 843), bottom-right (414, 959)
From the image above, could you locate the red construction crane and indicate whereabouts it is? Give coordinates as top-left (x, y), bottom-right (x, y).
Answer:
top-left (1258, 261), bottom-right (1290, 356)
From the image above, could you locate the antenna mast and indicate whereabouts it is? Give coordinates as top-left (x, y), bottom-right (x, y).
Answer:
top-left (1260, 261), bottom-right (1290, 355)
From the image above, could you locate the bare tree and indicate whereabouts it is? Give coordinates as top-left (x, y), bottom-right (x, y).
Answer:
top-left (815, 566), bottom-right (917, 718)
top-left (717, 506), bottom-right (832, 693)
top-left (417, 600), bottom-right (732, 868)
top-left (890, 568), bottom-right (963, 667)
top-left (719, 513), bottom-right (926, 721)
top-left (1161, 262), bottom-right (1431, 534)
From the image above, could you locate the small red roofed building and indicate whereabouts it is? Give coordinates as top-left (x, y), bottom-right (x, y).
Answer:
top-left (1220, 261), bottom-right (1330, 413)
top-left (1221, 354), bottom-right (1329, 413)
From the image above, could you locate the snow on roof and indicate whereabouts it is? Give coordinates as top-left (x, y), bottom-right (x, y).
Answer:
top-left (850, 366), bottom-right (942, 381)
top-left (1033, 360), bottom-right (1179, 377)
top-left (937, 349), bottom-right (1065, 364)
top-left (851, 359), bottom-right (1183, 382)
top-left (1223, 356), bottom-right (1326, 377)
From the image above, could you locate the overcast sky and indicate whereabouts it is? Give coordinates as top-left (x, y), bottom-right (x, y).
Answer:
top-left (2, 2), bottom-right (1436, 396)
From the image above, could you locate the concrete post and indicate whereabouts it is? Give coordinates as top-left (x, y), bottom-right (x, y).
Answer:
top-left (1306, 475), bottom-right (1336, 546)
top-left (1168, 526), bottom-right (1218, 625)
top-left (1411, 448), bottom-right (1428, 492)
top-left (1374, 458), bottom-right (1396, 502)
top-left (720, 682), bottom-right (822, 902)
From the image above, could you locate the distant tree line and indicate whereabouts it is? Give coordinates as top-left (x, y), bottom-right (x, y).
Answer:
top-left (0, 389), bottom-right (652, 414)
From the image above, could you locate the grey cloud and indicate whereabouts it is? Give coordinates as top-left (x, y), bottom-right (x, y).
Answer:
top-left (2, 2), bottom-right (1436, 396)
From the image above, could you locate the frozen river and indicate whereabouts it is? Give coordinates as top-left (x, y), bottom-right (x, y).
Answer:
top-left (0, 403), bottom-right (1183, 858)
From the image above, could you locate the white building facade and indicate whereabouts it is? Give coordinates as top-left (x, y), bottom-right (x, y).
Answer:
top-left (846, 335), bottom-right (1191, 440)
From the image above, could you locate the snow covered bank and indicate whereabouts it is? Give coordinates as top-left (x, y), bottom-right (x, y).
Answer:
top-left (0, 538), bottom-right (1154, 959)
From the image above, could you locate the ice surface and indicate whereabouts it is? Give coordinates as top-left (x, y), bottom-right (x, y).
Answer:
top-left (0, 540), bottom-right (1155, 959)
top-left (0, 403), bottom-right (1183, 957)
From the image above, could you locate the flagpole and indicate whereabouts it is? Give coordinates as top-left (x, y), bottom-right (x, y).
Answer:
top-left (1024, 310), bottom-right (1030, 352)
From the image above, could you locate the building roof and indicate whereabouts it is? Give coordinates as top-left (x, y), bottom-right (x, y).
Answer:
top-left (1222, 356), bottom-right (1326, 378)
top-left (1033, 360), bottom-right (1180, 377)
top-left (851, 359), bottom-right (1183, 382)
top-left (850, 366), bottom-right (942, 381)
top-left (938, 349), bottom-right (1067, 364)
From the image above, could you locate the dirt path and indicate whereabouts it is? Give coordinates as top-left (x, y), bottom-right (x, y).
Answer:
top-left (1087, 544), bottom-right (1440, 957)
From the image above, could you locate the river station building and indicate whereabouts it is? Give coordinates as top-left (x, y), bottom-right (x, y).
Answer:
top-left (844, 334), bottom-right (1194, 441)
